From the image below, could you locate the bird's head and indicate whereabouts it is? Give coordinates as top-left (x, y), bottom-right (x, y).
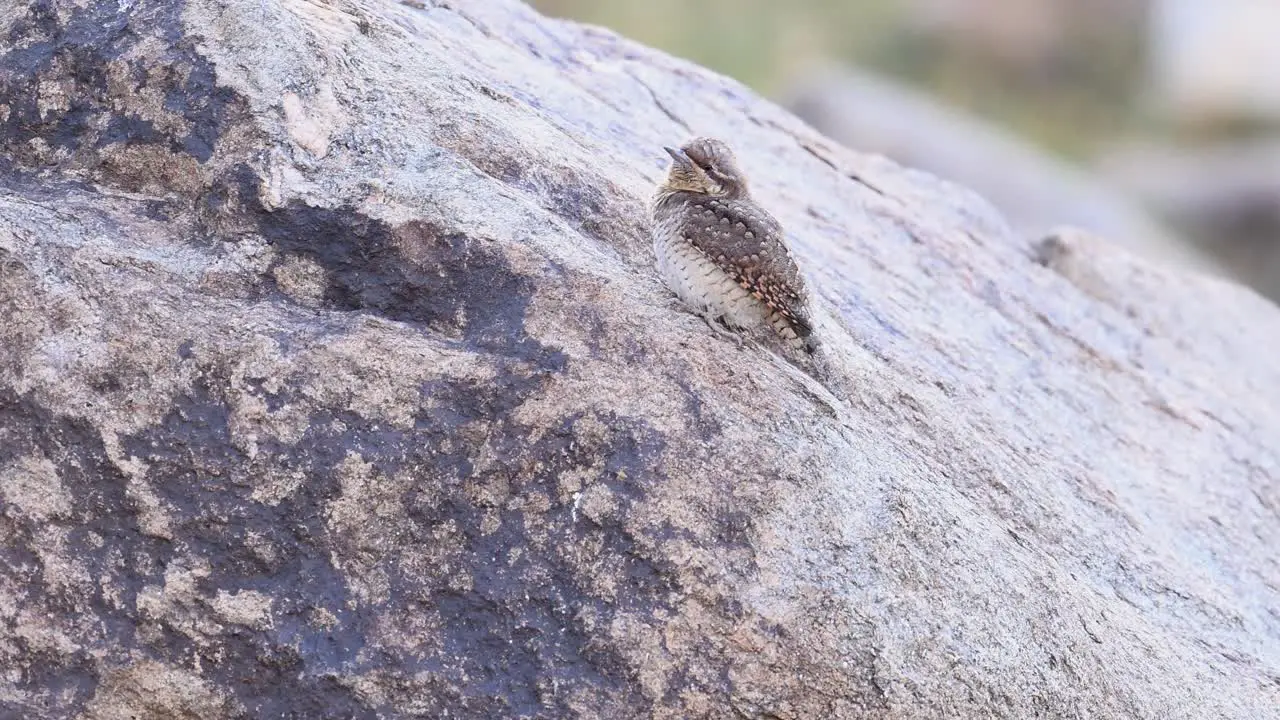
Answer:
top-left (658, 137), bottom-right (749, 199)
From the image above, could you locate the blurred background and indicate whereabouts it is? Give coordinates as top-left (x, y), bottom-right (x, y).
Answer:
top-left (534, 0), bottom-right (1280, 302)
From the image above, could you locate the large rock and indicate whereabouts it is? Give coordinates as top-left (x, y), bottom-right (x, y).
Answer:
top-left (1, 1), bottom-right (1277, 718)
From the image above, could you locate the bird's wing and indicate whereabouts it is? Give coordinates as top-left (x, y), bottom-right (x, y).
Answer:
top-left (679, 197), bottom-right (813, 336)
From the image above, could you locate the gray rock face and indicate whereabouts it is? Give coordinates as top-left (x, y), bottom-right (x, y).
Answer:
top-left (1, 1), bottom-right (1277, 718)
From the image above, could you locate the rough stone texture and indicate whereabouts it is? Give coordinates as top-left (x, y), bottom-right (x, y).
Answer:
top-left (1, 1), bottom-right (1278, 719)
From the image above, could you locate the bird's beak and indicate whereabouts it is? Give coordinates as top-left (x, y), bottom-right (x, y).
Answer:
top-left (663, 146), bottom-right (689, 164)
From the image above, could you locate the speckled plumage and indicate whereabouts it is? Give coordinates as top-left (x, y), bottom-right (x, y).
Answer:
top-left (650, 137), bottom-right (815, 353)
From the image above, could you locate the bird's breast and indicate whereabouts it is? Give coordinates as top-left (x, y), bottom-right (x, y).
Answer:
top-left (652, 221), bottom-right (769, 332)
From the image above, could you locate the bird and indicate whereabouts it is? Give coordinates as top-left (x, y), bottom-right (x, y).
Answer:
top-left (650, 136), bottom-right (817, 355)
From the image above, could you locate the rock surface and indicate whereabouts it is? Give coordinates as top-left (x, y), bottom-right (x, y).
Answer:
top-left (1, 1), bottom-right (1278, 719)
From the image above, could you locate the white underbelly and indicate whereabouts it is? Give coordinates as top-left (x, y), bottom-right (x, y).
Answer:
top-left (653, 232), bottom-right (769, 331)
